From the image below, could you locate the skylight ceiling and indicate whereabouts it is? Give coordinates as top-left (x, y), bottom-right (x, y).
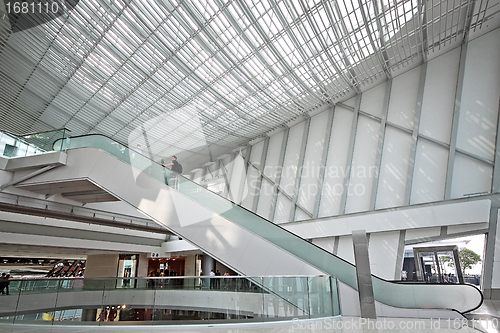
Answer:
top-left (0, 0), bottom-right (496, 170)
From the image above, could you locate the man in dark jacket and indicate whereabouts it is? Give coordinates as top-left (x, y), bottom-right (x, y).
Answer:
top-left (162, 156), bottom-right (182, 174)
top-left (0, 273), bottom-right (6, 294)
top-left (162, 156), bottom-right (182, 189)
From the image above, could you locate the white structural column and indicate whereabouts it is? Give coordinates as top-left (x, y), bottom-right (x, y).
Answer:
top-left (313, 107), bottom-right (335, 218)
top-left (289, 117), bottom-right (311, 222)
top-left (339, 95), bottom-right (361, 214)
top-left (219, 157), bottom-right (232, 200)
top-left (394, 230), bottom-right (406, 280)
top-left (269, 127), bottom-right (290, 221)
top-left (237, 145), bottom-right (252, 203)
top-left (403, 62), bottom-right (427, 205)
top-left (444, 0), bottom-right (476, 200)
top-left (251, 137), bottom-right (270, 212)
top-left (369, 80), bottom-right (392, 210)
top-left (484, 101), bottom-right (500, 299)
top-left (483, 205), bottom-right (500, 299)
top-left (444, 42), bottom-right (468, 200)
top-left (493, 101), bottom-right (500, 193)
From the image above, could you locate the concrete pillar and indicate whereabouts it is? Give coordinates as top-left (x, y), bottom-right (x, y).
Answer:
top-left (84, 254), bottom-right (119, 278)
top-left (184, 255), bottom-right (196, 276)
top-left (82, 254), bottom-right (119, 322)
top-left (483, 206), bottom-right (500, 299)
top-left (352, 230), bottom-right (377, 319)
top-left (201, 254), bottom-right (216, 276)
top-left (137, 253), bottom-right (148, 277)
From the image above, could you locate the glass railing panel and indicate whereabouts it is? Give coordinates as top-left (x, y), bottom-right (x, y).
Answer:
top-left (0, 280), bottom-right (19, 324)
top-left (0, 128), bottom-right (71, 158)
top-left (206, 277), bottom-right (266, 325)
top-left (21, 128), bottom-right (71, 153)
top-left (261, 277), bottom-right (308, 319)
top-left (15, 279), bottom-right (58, 326)
top-left (307, 276), bottom-right (335, 318)
top-left (330, 277), bottom-right (340, 316)
top-left (1, 276), bottom-right (338, 325)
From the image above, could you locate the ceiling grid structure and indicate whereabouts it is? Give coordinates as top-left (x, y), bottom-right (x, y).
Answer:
top-left (0, 0), bottom-right (497, 170)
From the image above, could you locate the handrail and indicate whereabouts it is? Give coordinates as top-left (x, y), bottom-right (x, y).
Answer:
top-left (3, 127), bottom-right (71, 138)
top-left (7, 275), bottom-right (330, 282)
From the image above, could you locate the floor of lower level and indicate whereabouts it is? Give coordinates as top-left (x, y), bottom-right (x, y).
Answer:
top-left (0, 317), bottom-right (482, 333)
top-left (471, 300), bottom-right (500, 317)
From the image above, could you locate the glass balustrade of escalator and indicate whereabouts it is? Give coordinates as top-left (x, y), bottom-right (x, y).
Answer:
top-left (51, 134), bottom-right (483, 314)
top-left (0, 128), bottom-right (71, 158)
top-left (0, 276), bottom-right (339, 326)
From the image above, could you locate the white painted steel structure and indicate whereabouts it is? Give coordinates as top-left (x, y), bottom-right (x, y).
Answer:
top-left (204, 28), bottom-right (500, 221)
top-left (0, 0), bottom-right (499, 171)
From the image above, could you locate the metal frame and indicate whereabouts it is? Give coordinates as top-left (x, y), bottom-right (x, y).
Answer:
top-left (369, 79), bottom-right (392, 210)
top-left (394, 230), bottom-right (406, 280)
top-left (404, 62), bottom-right (427, 205)
top-left (251, 137), bottom-right (270, 213)
top-left (339, 95), bottom-right (361, 214)
top-left (444, 0), bottom-right (477, 200)
top-left (482, 205), bottom-right (499, 297)
top-left (0, 0), bottom-right (486, 170)
top-left (313, 107), bottom-right (335, 218)
top-left (492, 100), bottom-right (500, 193)
top-left (444, 42), bottom-right (468, 200)
top-left (289, 116), bottom-right (311, 222)
top-left (413, 245), bottom-right (464, 284)
top-left (269, 127), bottom-right (290, 221)
top-left (219, 157), bottom-right (232, 201)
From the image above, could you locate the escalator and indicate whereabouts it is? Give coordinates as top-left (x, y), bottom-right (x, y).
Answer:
top-left (11, 134), bottom-right (482, 316)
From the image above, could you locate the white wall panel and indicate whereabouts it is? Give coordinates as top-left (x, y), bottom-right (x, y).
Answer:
top-left (360, 81), bottom-right (386, 118)
top-left (263, 130), bottom-right (284, 182)
top-left (222, 156), bottom-right (232, 175)
top-left (319, 107), bottom-right (353, 217)
top-left (410, 139), bottom-right (449, 204)
top-left (249, 140), bottom-right (264, 164)
top-left (191, 169), bottom-right (203, 184)
top-left (203, 163), bottom-right (217, 181)
top-left (420, 47), bottom-right (461, 144)
top-left (274, 193), bottom-right (292, 224)
top-left (297, 111), bottom-right (329, 213)
top-left (492, 210), bottom-right (500, 288)
top-left (337, 235), bottom-right (354, 264)
top-left (241, 166), bottom-right (260, 210)
top-left (279, 121), bottom-right (305, 197)
top-left (256, 179), bottom-right (274, 219)
top-left (451, 153), bottom-right (493, 199)
top-left (285, 199), bottom-right (490, 238)
top-left (457, 29), bottom-right (500, 161)
top-left (405, 227), bottom-right (441, 242)
top-left (312, 237), bottom-right (334, 252)
top-left (220, 156), bottom-right (232, 198)
top-left (345, 116), bottom-right (380, 214)
top-left (368, 231), bottom-right (400, 280)
top-left (343, 96), bottom-right (357, 108)
top-left (376, 127), bottom-right (412, 209)
top-left (228, 154), bottom-right (247, 204)
top-left (241, 141), bottom-right (263, 210)
top-left (447, 223), bottom-right (488, 235)
top-left (387, 66), bottom-right (421, 130)
top-left (294, 207), bottom-right (310, 222)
